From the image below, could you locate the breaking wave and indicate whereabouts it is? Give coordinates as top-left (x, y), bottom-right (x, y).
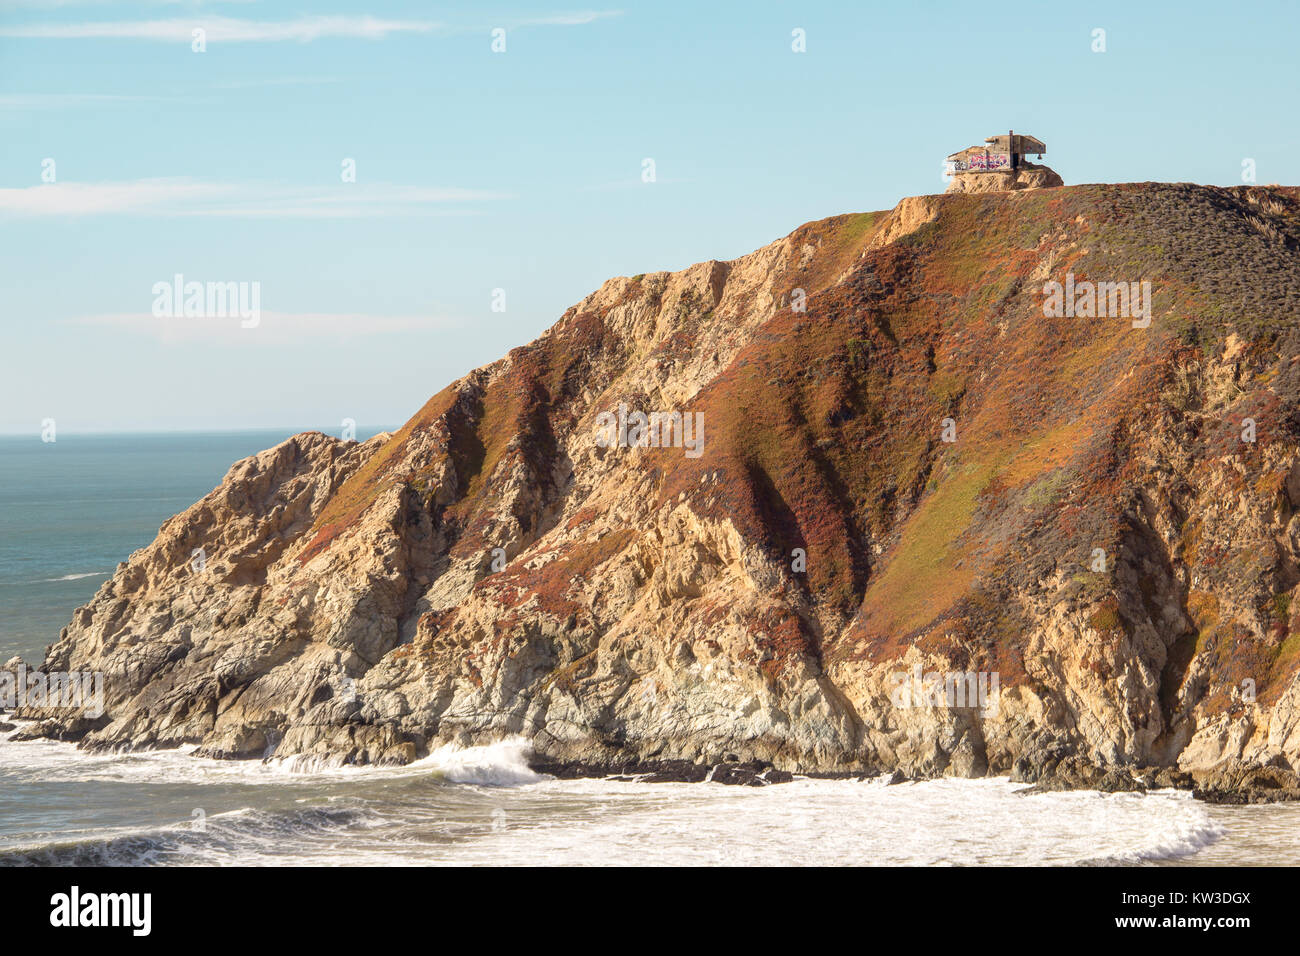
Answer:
top-left (0, 805), bottom-right (383, 867)
top-left (410, 736), bottom-right (544, 786)
top-left (0, 733), bottom-right (1273, 866)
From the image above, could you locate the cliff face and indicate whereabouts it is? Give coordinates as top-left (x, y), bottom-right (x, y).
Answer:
top-left (20, 182), bottom-right (1300, 794)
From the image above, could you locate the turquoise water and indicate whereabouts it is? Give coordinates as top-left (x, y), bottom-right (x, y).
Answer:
top-left (0, 429), bottom-right (387, 666)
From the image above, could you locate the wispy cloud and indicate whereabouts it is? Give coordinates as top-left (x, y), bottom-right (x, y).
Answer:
top-left (0, 15), bottom-right (439, 42)
top-left (0, 92), bottom-right (175, 109)
top-left (0, 180), bottom-right (238, 215)
top-left (208, 75), bottom-right (341, 90)
top-left (0, 79), bottom-right (337, 109)
top-left (0, 0), bottom-right (257, 7)
top-left (578, 176), bottom-right (691, 192)
top-left (69, 310), bottom-right (464, 344)
top-left (0, 10), bottom-right (621, 41)
top-left (512, 11), bottom-right (622, 27)
top-left (0, 179), bottom-right (512, 218)
top-left (192, 184), bottom-right (510, 219)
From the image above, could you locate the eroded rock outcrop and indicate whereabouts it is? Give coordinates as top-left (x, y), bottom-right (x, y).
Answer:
top-left (945, 161), bottom-right (1063, 194)
top-left (16, 183), bottom-right (1300, 798)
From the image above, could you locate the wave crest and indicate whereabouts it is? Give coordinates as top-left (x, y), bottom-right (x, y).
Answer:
top-left (411, 736), bottom-right (543, 786)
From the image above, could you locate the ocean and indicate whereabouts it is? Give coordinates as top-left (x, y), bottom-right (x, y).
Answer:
top-left (0, 430), bottom-right (361, 666)
top-left (1, 430), bottom-right (1298, 866)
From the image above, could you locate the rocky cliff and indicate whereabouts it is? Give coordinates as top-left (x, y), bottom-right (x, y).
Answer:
top-left (17, 182), bottom-right (1300, 798)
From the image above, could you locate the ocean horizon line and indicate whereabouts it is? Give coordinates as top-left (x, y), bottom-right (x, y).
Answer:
top-left (0, 425), bottom-right (399, 439)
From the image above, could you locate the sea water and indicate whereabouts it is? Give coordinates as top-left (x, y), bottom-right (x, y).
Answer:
top-left (1, 431), bottom-right (1296, 866)
top-left (3, 733), bottom-right (1298, 866)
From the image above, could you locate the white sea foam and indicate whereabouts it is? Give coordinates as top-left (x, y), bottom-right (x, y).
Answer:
top-left (39, 571), bottom-right (108, 582)
top-left (409, 736), bottom-right (544, 786)
top-left (0, 736), bottom-right (402, 786)
top-left (4, 732), bottom-right (1290, 866)
top-left (0, 731), bottom-right (543, 787)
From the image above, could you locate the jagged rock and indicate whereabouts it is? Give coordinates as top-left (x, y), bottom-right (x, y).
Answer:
top-left (20, 183), bottom-right (1300, 802)
top-left (533, 757), bottom-right (791, 786)
top-left (10, 717), bottom-right (102, 743)
top-left (1014, 758), bottom-right (1146, 795)
top-left (1138, 766), bottom-right (1195, 790)
top-left (1191, 760), bottom-right (1300, 804)
top-left (1011, 748), bottom-right (1145, 794)
top-left (193, 723), bottom-right (276, 760)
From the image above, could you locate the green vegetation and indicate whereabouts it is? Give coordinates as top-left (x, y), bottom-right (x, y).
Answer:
top-left (1089, 599), bottom-right (1122, 635)
top-left (861, 459), bottom-right (997, 637)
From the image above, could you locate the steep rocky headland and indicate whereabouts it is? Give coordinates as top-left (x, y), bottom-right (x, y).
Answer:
top-left (14, 181), bottom-right (1300, 801)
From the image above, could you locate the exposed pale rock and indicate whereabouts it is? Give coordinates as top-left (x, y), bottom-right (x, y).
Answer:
top-left (945, 161), bottom-right (1063, 194)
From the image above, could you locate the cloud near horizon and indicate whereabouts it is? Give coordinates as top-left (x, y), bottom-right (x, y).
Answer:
top-left (0, 11), bottom-right (621, 42)
top-left (0, 179), bottom-right (512, 218)
top-left (0, 16), bottom-right (437, 42)
top-left (0, 93), bottom-right (176, 108)
top-left (67, 310), bottom-right (465, 345)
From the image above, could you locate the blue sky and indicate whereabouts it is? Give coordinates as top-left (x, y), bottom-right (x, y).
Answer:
top-left (2, 0), bottom-right (1297, 434)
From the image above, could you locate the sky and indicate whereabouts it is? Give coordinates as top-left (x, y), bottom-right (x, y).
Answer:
top-left (2, 0), bottom-right (1298, 434)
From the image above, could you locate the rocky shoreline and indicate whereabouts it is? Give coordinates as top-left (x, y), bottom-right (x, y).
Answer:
top-left (537, 753), bottom-right (1300, 802)
top-left (6, 683), bottom-right (1299, 802)
top-left (9, 183), bottom-right (1300, 807)
top-left (534, 753), bottom-right (1300, 801)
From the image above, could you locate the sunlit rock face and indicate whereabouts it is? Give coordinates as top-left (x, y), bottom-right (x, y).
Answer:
top-left (18, 182), bottom-right (1300, 799)
top-left (945, 161), bottom-right (1064, 194)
